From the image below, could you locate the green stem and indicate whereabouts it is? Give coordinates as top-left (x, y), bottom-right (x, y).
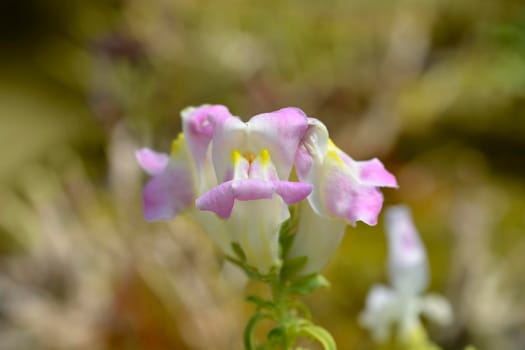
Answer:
top-left (270, 274), bottom-right (292, 349)
top-left (244, 312), bottom-right (271, 350)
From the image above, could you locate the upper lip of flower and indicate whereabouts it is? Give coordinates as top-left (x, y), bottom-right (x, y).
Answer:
top-left (206, 107), bottom-right (310, 183)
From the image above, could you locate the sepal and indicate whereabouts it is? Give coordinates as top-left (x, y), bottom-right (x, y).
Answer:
top-left (287, 273), bottom-right (330, 296)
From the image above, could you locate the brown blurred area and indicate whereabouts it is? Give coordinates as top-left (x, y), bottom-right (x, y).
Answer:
top-left (0, 0), bottom-right (524, 349)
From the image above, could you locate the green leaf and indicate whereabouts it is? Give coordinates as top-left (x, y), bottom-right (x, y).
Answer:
top-left (267, 325), bottom-right (287, 346)
top-left (225, 256), bottom-right (261, 280)
top-left (298, 324), bottom-right (337, 350)
top-left (231, 242), bottom-right (247, 261)
top-left (225, 255), bottom-right (244, 269)
top-left (288, 274), bottom-right (330, 296)
top-left (279, 204), bottom-right (299, 258)
top-left (280, 255), bottom-right (308, 280)
top-left (246, 295), bottom-right (275, 311)
top-left (287, 300), bottom-right (312, 320)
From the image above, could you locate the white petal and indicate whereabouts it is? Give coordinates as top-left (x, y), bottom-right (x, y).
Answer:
top-left (228, 195), bottom-right (289, 274)
top-left (191, 209), bottom-right (233, 256)
top-left (288, 201), bottom-right (347, 274)
top-left (220, 260), bottom-right (248, 292)
top-left (295, 118), bottom-right (329, 215)
top-left (209, 116), bottom-right (247, 183)
top-left (359, 285), bottom-right (398, 342)
top-left (419, 293), bottom-right (453, 326)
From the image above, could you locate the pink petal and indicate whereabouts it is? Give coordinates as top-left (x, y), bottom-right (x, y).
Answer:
top-left (232, 179), bottom-right (275, 200)
top-left (196, 179), bottom-right (273, 218)
top-left (196, 182), bottom-right (236, 219)
top-left (384, 206), bottom-right (428, 295)
top-left (136, 148), bottom-right (169, 175)
top-left (247, 107), bottom-right (309, 179)
top-left (347, 157), bottom-right (398, 188)
top-left (385, 206), bottom-right (425, 261)
top-left (207, 107), bottom-right (309, 183)
top-left (300, 137), bottom-right (397, 225)
top-left (182, 105), bottom-right (234, 173)
top-left (294, 144), bottom-right (313, 181)
top-left (321, 158), bottom-right (385, 226)
top-left (143, 166), bottom-right (194, 221)
top-left (273, 181), bottom-right (312, 204)
top-left (196, 179), bottom-right (311, 218)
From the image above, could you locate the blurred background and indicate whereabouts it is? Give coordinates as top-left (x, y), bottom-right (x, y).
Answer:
top-left (0, 0), bottom-right (524, 349)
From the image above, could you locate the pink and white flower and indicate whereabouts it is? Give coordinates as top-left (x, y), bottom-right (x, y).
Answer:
top-left (137, 105), bottom-right (398, 275)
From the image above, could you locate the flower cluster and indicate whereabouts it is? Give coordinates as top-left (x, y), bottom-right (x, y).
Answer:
top-left (360, 205), bottom-right (453, 343)
top-left (136, 105), bottom-right (397, 274)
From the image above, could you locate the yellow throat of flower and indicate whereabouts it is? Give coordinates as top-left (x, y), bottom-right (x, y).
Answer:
top-left (171, 133), bottom-right (186, 156)
top-left (231, 149), bottom-right (271, 166)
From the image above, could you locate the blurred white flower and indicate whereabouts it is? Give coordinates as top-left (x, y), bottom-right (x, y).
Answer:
top-left (360, 205), bottom-right (453, 342)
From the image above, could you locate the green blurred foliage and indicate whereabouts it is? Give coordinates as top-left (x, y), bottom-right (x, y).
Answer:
top-left (0, 0), bottom-right (524, 349)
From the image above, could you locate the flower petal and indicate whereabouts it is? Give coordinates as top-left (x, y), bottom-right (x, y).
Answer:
top-left (196, 179), bottom-right (274, 219)
top-left (273, 181), bottom-right (312, 205)
top-left (191, 209), bottom-right (233, 255)
top-left (385, 205), bottom-right (429, 295)
top-left (321, 150), bottom-right (386, 226)
top-left (419, 293), bottom-right (453, 326)
top-left (220, 260), bottom-right (248, 291)
top-left (247, 107), bottom-right (309, 179)
top-left (196, 178), bottom-right (310, 218)
top-left (295, 118), bottom-right (329, 181)
top-left (359, 284), bottom-right (398, 343)
top-left (295, 119), bottom-right (397, 227)
top-left (142, 165), bottom-right (195, 221)
top-left (229, 195), bottom-right (289, 274)
top-left (195, 182), bottom-right (235, 219)
top-left (136, 148), bottom-right (169, 175)
top-left (208, 107), bottom-right (309, 182)
top-left (208, 115), bottom-right (247, 183)
top-left (181, 104), bottom-right (233, 172)
top-left (232, 179), bottom-right (275, 200)
top-left (180, 105), bottom-right (234, 195)
top-left (352, 158), bottom-right (398, 188)
top-left (288, 202), bottom-right (347, 274)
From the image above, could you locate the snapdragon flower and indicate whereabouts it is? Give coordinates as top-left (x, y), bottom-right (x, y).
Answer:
top-left (359, 205), bottom-right (452, 343)
top-left (289, 118), bottom-right (398, 274)
top-left (136, 105), bottom-right (397, 275)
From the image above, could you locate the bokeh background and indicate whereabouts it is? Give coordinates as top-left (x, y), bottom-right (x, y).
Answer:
top-left (1, 0), bottom-right (524, 349)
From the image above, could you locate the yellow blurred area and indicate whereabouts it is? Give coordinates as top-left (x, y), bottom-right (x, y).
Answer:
top-left (1, 0), bottom-right (524, 349)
